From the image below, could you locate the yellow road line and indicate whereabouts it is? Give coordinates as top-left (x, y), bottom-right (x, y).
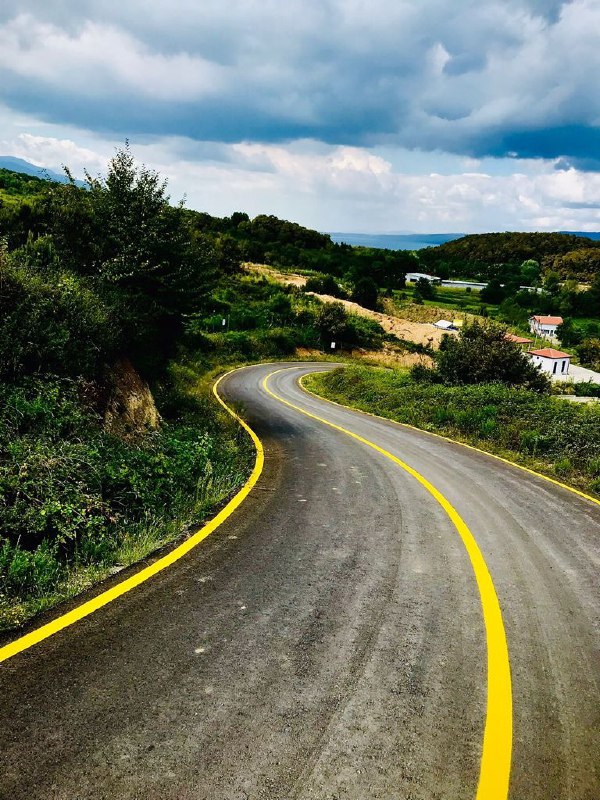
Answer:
top-left (0, 367), bottom-right (264, 665)
top-left (300, 371), bottom-right (600, 509)
top-left (263, 367), bottom-right (512, 800)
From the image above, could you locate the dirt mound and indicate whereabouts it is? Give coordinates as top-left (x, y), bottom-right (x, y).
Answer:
top-left (307, 293), bottom-right (449, 347)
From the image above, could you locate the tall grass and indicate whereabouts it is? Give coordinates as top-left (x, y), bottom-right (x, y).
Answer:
top-left (306, 365), bottom-right (600, 496)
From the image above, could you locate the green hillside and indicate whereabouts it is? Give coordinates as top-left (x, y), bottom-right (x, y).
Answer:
top-left (419, 231), bottom-right (600, 281)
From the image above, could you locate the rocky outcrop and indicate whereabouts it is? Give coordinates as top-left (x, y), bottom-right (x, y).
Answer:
top-left (103, 358), bottom-right (160, 438)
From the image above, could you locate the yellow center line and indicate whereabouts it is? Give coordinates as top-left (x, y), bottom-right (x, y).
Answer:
top-left (0, 367), bottom-right (264, 665)
top-left (263, 366), bottom-right (512, 800)
top-left (299, 371), bottom-right (600, 510)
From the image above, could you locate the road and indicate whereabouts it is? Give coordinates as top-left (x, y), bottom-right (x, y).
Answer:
top-left (1, 363), bottom-right (599, 799)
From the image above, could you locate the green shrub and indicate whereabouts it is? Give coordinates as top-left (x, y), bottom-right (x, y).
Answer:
top-left (554, 457), bottom-right (573, 478)
top-left (0, 376), bottom-right (252, 604)
top-left (0, 540), bottom-right (64, 598)
top-left (0, 259), bottom-right (117, 380)
top-left (574, 382), bottom-right (600, 398)
top-left (304, 274), bottom-right (346, 298)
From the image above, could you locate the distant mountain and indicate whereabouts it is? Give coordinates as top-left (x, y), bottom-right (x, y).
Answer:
top-left (0, 156), bottom-right (85, 187)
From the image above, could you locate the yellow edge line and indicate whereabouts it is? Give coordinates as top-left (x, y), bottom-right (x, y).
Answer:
top-left (0, 366), bottom-right (264, 665)
top-left (299, 372), bottom-right (600, 509)
top-left (264, 367), bottom-right (512, 800)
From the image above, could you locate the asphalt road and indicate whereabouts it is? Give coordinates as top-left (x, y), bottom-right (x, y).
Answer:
top-left (1, 363), bottom-right (599, 800)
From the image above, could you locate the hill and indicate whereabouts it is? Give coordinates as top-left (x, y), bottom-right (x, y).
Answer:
top-left (419, 231), bottom-right (600, 281)
top-left (0, 156), bottom-right (85, 186)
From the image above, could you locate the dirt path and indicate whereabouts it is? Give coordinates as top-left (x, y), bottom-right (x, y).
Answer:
top-left (244, 263), bottom-right (449, 347)
top-left (307, 292), bottom-right (449, 347)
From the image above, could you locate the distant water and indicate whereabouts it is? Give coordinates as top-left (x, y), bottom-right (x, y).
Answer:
top-left (561, 231), bottom-right (600, 241)
top-left (327, 232), bottom-right (465, 250)
top-left (328, 231), bottom-right (600, 250)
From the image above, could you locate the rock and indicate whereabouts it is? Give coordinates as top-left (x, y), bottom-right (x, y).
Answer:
top-left (103, 358), bottom-right (160, 437)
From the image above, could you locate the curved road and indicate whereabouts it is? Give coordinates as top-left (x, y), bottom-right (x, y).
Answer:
top-left (1, 363), bottom-right (599, 799)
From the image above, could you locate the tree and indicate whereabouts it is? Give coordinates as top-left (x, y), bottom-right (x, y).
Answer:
top-left (414, 276), bottom-right (435, 300)
top-left (556, 318), bottom-right (583, 347)
top-left (576, 338), bottom-right (600, 369)
top-left (434, 321), bottom-right (550, 392)
top-left (479, 278), bottom-right (505, 304)
top-left (316, 302), bottom-right (348, 343)
top-left (83, 145), bottom-right (218, 371)
top-left (498, 298), bottom-right (529, 326)
top-left (543, 271), bottom-right (561, 295)
top-left (520, 259), bottom-right (540, 285)
top-left (351, 276), bottom-right (379, 309)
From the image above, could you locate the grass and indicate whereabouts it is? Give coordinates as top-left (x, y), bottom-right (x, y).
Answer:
top-left (0, 368), bottom-right (255, 632)
top-left (305, 365), bottom-right (600, 498)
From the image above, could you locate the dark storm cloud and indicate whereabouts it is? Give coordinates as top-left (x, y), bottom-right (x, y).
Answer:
top-left (0, 0), bottom-right (597, 165)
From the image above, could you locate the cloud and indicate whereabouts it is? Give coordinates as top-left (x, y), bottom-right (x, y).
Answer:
top-left (2, 122), bottom-right (600, 232)
top-left (0, 1), bottom-right (598, 234)
top-left (0, 0), bottom-right (597, 165)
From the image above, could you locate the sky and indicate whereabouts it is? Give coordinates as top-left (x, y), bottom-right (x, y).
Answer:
top-left (1, 0), bottom-right (599, 233)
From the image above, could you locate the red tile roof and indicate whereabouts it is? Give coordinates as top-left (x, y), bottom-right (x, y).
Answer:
top-left (505, 333), bottom-right (533, 344)
top-left (529, 348), bottom-right (571, 359)
top-left (531, 315), bottom-right (563, 325)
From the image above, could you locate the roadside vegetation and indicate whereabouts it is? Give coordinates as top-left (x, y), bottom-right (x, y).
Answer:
top-left (3, 151), bottom-right (600, 629)
top-left (306, 323), bottom-right (600, 497)
top-left (0, 150), bottom-right (395, 630)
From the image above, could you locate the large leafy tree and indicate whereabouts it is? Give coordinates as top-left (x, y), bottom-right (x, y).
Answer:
top-left (72, 146), bottom-right (218, 370)
top-left (435, 321), bottom-right (550, 392)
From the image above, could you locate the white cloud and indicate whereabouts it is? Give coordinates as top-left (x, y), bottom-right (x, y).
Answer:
top-left (2, 122), bottom-right (599, 232)
top-left (0, 14), bottom-right (227, 101)
top-left (4, 133), bottom-right (107, 174)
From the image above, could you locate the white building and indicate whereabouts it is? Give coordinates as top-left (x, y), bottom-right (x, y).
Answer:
top-left (406, 272), bottom-right (438, 283)
top-left (432, 319), bottom-right (456, 330)
top-left (528, 348), bottom-right (571, 378)
top-left (529, 315), bottom-right (563, 339)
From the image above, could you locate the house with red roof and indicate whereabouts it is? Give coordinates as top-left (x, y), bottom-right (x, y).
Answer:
top-left (529, 314), bottom-right (563, 339)
top-left (528, 348), bottom-right (571, 377)
top-left (505, 333), bottom-right (533, 347)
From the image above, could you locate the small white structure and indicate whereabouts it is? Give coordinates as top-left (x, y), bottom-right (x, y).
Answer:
top-left (528, 348), bottom-right (571, 378)
top-left (432, 319), bottom-right (456, 330)
top-left (407, 272), bottom-right (437, 283)
top-left (529, 315), bottom-right (563, 339)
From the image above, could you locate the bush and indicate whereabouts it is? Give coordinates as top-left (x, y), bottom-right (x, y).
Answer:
top-left (316, 302), bottom-right (348, 341)
top-left (304, 274), bottom-right (346, 298)
top-left (433, 321), bottom-right (550, 392)
top-left (351, 276), bottom-right (379, 309)
top-left (0, 376), bottom-right (252, 603)
top-left (345, 314), bottom-right (385, 348)
top-left (0, 259), bottom-right (117, 380)
top-left (574, 382), bottom-right (600, 398)
top-left (576, 338), bottom-right (600, 369)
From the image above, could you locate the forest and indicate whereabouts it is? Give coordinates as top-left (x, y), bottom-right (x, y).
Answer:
top-left (418, 230), bottom-right (600, 282)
